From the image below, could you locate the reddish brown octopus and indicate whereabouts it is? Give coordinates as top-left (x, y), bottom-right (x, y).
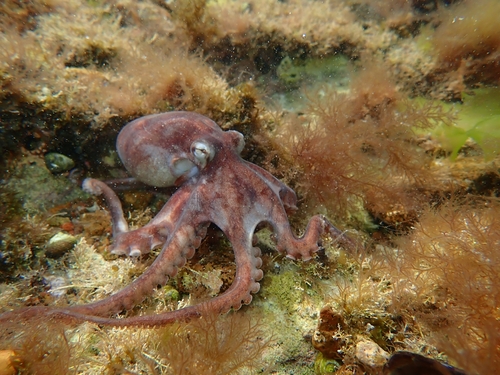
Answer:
top-left (0, 111), bottom-right (352, 327)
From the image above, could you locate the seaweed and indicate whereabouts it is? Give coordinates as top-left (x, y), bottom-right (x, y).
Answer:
top-left (273, 62), bottom-right (453, 226)
top-left (155, 310), bottom-right (271, 375)
top-left (435, 88), bottom-right (500, 160)
top-left (0, 317), bottom-right (71, 375)
top-left (391, 199), bottom-right (500, 374)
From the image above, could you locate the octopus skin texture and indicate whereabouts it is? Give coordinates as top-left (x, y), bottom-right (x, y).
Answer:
top-left (0, 111), bottom-right (353, 328)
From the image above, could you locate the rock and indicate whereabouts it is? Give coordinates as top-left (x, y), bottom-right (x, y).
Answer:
top-left (45, 232), bottom-right (77, 258)
top-left (355, 339), bottom-right (389, 368)
top-left (44, 152), bottom-right (75, 173)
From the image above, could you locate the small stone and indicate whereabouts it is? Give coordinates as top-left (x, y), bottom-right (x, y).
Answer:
top-left (47, 276), bottom-right (68, 298)
top-left (355, 339), bottom-right (389, 368)
top-left (45, 232), bottom-right (77, 258)
top-left (44, 152), bottom-right (75, 173)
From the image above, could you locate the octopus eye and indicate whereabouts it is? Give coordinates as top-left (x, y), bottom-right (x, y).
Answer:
top-left (191, 140), bottom-right (215, 168)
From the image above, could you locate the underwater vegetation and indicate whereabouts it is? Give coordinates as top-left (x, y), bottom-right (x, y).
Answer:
top-left (427, 0), bottom-right (500, 85)
top-left (0, 317), bottom-right (70, 375)
top-left (390, 199), bottom-right (500, 375)
top-left (433, 88), bottom-right (500, 160)
top-left (153, 309), bottom-right (271, 374)
top-left (0, 0), bottom-right (499, 374)
top-left (272, 62), bottom-right (454, 230)
top-left (0, 308), bottom-right (270, 374)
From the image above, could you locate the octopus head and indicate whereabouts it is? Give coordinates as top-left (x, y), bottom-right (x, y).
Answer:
top-left (116, 111), bottom-right (244, 187)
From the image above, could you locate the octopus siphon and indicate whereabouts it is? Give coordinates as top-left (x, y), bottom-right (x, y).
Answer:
top-left (0, 111), bottom-right (353, 327)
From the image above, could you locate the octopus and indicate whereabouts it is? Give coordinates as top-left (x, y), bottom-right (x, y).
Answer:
top-left (0, 111), bottom-right (353, 328)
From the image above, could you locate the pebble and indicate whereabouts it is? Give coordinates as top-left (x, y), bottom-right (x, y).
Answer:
top-left (44, 152), bottom-right (75, 173)
top-left (45, 232), bottom-right (77, 258)
top-left (355, 339), bottom-right (389, 368)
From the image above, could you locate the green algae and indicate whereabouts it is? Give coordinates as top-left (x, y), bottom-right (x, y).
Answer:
top-left (271, 53), bottom-right (353, 116)
top-left (277, 54), bottom-right (351, 88)
top-left (163, 285), bottom-right (181, 303)
top-left (261, 268), bottom-right (315, 314)
top-left (314, 352), bottom-right (341, 375)
top-left (256, 265), bottom-right (324, 372)
top-left (5, 158), bottom-right (88, 215)
top-left (432, 88), bottom-right (500, 160)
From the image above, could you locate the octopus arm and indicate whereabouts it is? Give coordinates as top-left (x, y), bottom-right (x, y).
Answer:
top-left (2, 219), bottom-right (207, 325)
top-left (77, 237), bottom-right (260, 327)
top-left (83, 178), bottom-right (129, 235)
top-left (271, 213), bottom-right (356, 260)
top-left (84, 178), bottom-right (193, 256)
top-left (1, 228), bottom-right (262, 328)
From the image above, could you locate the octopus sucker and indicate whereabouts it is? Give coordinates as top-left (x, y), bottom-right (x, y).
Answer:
top-left (250, 282), bottom-right (261, 294)
top-left (184, 246), bottom-right (196, 259)
top-left (0, 111), bottom-right (354, 328)
top-left (174, 256), bottom-right (187, 268)
top-left (252, 269), bottom-right (264, 282)
top-left (241, 294), bottom-right (253, 305)
top-left (252, 246), bottom-right (262, 257)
